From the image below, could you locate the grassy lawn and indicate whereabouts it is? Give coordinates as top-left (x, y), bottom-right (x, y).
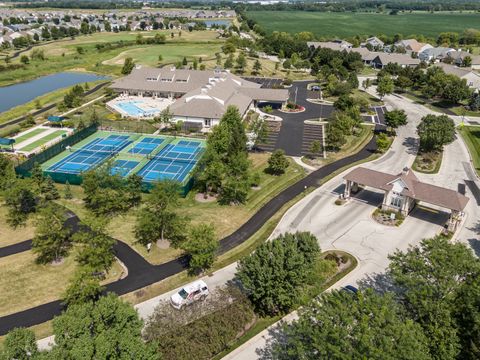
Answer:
top-left (0, 250), bottom-right (124, 316)
top-left (412, 150), bottom-right (443, 174)
top-left (459, 126), bottom-right (480, 176)
top-left (58, 153), bottom-right (306, 265)
top-left (102, 42), bottom-right (223, 67)
top-left (248, 10), bottom-right (480, 38)
top-left (0, 205), bottom-right (35, 247)
top-left (351, 89), bottom-right (384, 107)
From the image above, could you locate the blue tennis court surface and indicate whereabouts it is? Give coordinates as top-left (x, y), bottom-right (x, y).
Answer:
top-left (47, 134), bottom-right (131, 174)
top-left (128, 137), bottom-right (164, 155)
top-left (137, 142), bottom-right (204, 182)
top-left (111, 159), bottom-right (139, 177)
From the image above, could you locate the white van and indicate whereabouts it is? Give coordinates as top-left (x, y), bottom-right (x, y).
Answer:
top-left (170, 280), bottom-right (209, 309)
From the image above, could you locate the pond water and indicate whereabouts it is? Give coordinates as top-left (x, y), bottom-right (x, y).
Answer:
top-left (0, 72), bottom-right (109, 114)
top-left (204, 19), bottom-right (231, 28)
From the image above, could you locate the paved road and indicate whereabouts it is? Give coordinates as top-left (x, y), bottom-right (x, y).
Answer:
top-left (0, 126), bottom-right (379, 335)
top-left (224, 85), bottom-right (480, 359)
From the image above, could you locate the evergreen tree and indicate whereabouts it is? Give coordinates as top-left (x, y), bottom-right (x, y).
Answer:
top-left (266, 149), bottom-right (289, 175)
top-left (32, 203), bottom-right (71, 264)
top-left (64, 181), bottom-right (73, 199)
top-left (121, 57), bottom-right (135, 75)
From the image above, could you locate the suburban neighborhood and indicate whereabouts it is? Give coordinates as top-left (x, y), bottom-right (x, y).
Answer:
top-left (1, 1), bottom-right (480, 360)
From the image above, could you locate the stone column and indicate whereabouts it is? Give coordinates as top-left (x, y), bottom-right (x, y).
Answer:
top-left (344, 180), bottom-right (352, 199)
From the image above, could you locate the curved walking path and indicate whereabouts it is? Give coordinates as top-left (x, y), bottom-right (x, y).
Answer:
top-left (0, 120), bottom-right (379, 337)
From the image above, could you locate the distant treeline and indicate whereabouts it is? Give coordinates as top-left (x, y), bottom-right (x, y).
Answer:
top-left (12, 0), bottom-right (233, 10)
top-left (238, 1), bottom-right (480, 13)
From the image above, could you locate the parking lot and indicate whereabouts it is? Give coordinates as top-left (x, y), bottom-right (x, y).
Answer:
top-left (242, 77), bottom-right (284, 89)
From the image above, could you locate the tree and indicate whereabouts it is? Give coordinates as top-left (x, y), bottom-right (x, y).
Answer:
top-left (63, 267), bottom-right (104, 306)
top-left (181, 223), bottom-right (218, 274)
top-left (463, 55), bottom-right (472, 67)
top-left (0, 328), bottom-right (38, 360)
top-left (0, 154), bottom-right (15, 191)
top-left (377, 74), bottom-right (394, 99)
top-left (252, 59), bottom-right (262, 75)
top-left (417, 114), bottom-right (455, 152)
top-left (384, 109), bottom-right (408, 132)
top-left (362, 78), bottom-right (371, 90)
top-left (153, 106), bottom-right (173, 128)
top-left (40, 175), bottom-right (60, 201)
top-left (376, 132), bottom-right (390, 153)
top-left (388, 235), bottom-right (480, 360)
top-left (325, 121), bottom-right (347, 151)
top-left (192, 57), bottom-right (198, 70)
top-left (309, 140), bottom-right (322, 158)
top-left (74, 216), bottom-right (116, 273)
top-left (262, 289), bottom-right (430, 360)
top-left (3, 179), bottom-right (37, 228)
top-left (121, 57), bottom-right (135, 75)
top-left (20, 54), bottom-right (29, 64)
top-left (236, 53), bottom-right (247, 71)
top-left (64, 181), bottom-right (73, 199)
top-left (135, 180), bottom-right (187, 247)
top-left (49, 294), bottom-right (158, 359)
top-left (32, 203), bottom-right (71, 264)
top-left (224, 53), bottom-right (234, 69)
top-left (236, 232), bottom-right (320, 316)
top-left (266, 149), bottom-right (289, 175)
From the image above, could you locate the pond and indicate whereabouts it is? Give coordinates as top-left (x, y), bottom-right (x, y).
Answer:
top-left (0, 72), bottom-right (109, 114)
top-left (204, 19), bottom-right (231, 28)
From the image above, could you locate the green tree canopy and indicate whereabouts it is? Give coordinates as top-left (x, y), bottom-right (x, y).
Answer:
top-left (266, 149), bottom-right (289, 175)
top-left (417, 114), bottom-right (455, 151)
top-left (32, 202), bottom-right (72, 264)
top-left (49, 294), bottom-right (159, 359)
top-left (181, 223), bottom-right (218, 274)
top-left (236, 232), bottom-right (320, 316)
top-left (263, 289), bottom-right (430, 360)
top-left (121, 57), bottom-right (135, 75)
top-left (384, 109), bottom-right (408, 130)
top-left (388, 235), bottom-right (480, 359)
top-left (0, 328), bottom-right (38, 360)
top-left (3, 179), bottom-right (37, 228)
top-left (135, 180), bottom-right (187, 247)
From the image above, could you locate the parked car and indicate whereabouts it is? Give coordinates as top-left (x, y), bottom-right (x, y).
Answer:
top-left (170, 280), bottom-right (209, 309)
top-left (341, 285), bottom-right (358, 294)
top-left (311, 85), bottom-right (321, 91)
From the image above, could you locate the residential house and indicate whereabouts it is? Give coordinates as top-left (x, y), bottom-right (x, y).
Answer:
top-left (371, 53), bottom-right (421, 68)
top-left (395, 39), bottom-right (433, 54)
top-left (434, 63), bottom-right (480, 91)
top-left (419, 47), bottom-right (455, 63)
top-left (307, 40), bottom-right (352, 52)
top-left (445, 50), bottom-right (480, 68)
top-left (361, 36), bottom-right (384, 49)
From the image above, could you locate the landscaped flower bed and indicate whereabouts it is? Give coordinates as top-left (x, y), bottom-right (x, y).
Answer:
top-left (281, 102), bottom-right (305, 113)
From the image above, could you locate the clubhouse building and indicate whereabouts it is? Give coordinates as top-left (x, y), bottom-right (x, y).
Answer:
top-left (343, 167), bottom-right (469, 232)
top-left (110, 67), bottom-right (289, 130)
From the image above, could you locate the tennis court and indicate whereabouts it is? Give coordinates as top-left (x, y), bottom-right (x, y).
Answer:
top-left (111, 159), bottom-right (140, 177)
top-left (128, 137), bottom-right (164, 155)
top-left (137, 142), bottom-right (203, 182)
top-left (47, 134), bottom-right (132, 174)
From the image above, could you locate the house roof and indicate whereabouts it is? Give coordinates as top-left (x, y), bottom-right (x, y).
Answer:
top-left (435, 63), bottom-right (479, 79)
top-left (344, 167), bottom-right (469, 211)
top-left (307, 41), bottom-right (352, 51)
top-left (373, 53), bottom-right (421, 66)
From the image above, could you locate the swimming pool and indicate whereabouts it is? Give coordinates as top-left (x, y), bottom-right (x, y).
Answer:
top-left (115, 101), bottom-right (157, 117)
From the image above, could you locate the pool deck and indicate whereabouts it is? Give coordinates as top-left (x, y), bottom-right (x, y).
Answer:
top-left (107, 96), bottom-right (174, 119)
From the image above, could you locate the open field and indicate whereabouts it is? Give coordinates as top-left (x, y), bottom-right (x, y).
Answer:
top-left (459, 126), bottom-right (480, 176)
top-left (0, 250), bottom-right (124, 316)
top-left (247, 11), bottom-right (480, 38)
top-left (102, 42), bottom-right (222, 67)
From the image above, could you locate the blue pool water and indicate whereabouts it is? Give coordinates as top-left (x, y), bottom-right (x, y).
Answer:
top-left (116, 101), bottom-right (157, 117)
